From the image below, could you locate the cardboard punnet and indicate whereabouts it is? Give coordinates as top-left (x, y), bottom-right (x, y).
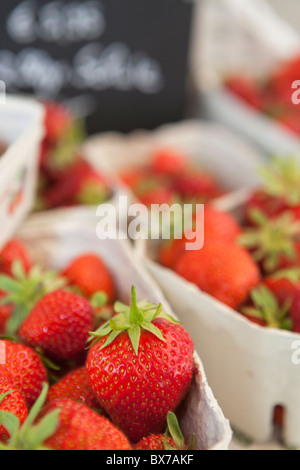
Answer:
top-left (0, 96), bottom-right (44, 249)
top-left (16, 217), bottom-right (232, 450)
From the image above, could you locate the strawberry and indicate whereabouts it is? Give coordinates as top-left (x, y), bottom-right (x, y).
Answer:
top-left (134, 411), bottom-right (191, 450)
top-left (150, 148), bottom-right (188, 176)
top-left (174, 172), bottom-right (220, 202)
top-left (86, 286), bottom-right (194, 443)
top-left (63, 254), bottom-right (115, 302)
top-left (226, 75), bottom-right (264, 110)
top-left (0, 383), bottom-right (61, 450)
top-left (0, 261), bottom-right (66, 336)
top-left (0, 240), bottom-right (32, 276)
top-left (0, 340), bottom-right (48, 408)
top-left (158, 205), bottom-right (242, 269)
top-left (0, 377), bottom-right (28, 441)
top-left (245, 156), bottom-right (300, 223)
top-left (43, 101), bottom-right (73, 143)
top-left (271, 54), bottom-right (300, 108)
top-left (42, 398), bottom-right (131, 450)
top-left (19, 290), bottom-right (94, 362)
top-left (138, 185), bottom-right (177, 207)
top-left (47, 367), bottom-right (103, 412)
top-left (73, 168), bottom-right (110, 206)
top-left (290, 291), bottom-right (300, 333)
top-left (119, 167), bottom-right (147, 190)
top-left (240, 285), bottom-right (292, 330)
top-left (175, 240), bottom-right (260, 309)
top-left (239, 209), bottom-right (300, 274)
top-left (264, 268), bottom-right (300, 306)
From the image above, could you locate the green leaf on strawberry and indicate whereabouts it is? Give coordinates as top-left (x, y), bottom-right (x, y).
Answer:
top-left (89, 285), bottom-right (180, 355)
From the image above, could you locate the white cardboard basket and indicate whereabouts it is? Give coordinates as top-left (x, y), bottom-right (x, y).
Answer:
top-left (16, 218), bottom-right (232, 451)
top-left (0, 95), bottom-right (44, 249)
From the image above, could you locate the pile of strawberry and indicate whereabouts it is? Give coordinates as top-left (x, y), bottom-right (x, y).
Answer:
top-left (119, 147), bottom-right (224, 207)
top-left (0, 240), bottom-right (195, 450)
top-left (225, 53), bottom-right (300, 136)
top-left (36, 101), bottom-right (111, 211)
top-left (158, 156), bottom-right (300, 333)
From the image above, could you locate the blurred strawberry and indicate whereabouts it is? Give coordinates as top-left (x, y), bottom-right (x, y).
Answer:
top-left (0, 240), bottom-right (32, 276)
top-left (42, 101), bottom-right (73, 143)
top-left (150, 148), bottom-right (188, 176)
top-left (226, 75), bottom-right (264, 110)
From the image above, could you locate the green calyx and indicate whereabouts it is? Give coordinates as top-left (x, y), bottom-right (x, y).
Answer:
top-left (239, 209), bottom-right (300, 273)
top-left (48, 120), bottom-right (85, 172)
top-left (163, 412), bottom-right (195, 451)
top-left (77, 181), bottom-right (110, 206)
top-left (89, 285), bottom-right (180, 355)
top-left (269, 267), bottom-right (300, 284)
top-left (0, 382), bottom-right (60, 450)
top-left (0, 260), bottom-right (67, 336)
top-left (258, 155), bottom-right (300, 206)
top-left (241, 285), bottom-right (292, 330)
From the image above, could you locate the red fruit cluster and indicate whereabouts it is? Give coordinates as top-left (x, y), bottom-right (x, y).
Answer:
top-left (0, 241), bottom-right (195, 450)
top-left (119, 147), bottom-right (224, 207)
top-left (37, 101), bottom-right (111, 210)
top-left (226, 53), bottom-right (300, 136)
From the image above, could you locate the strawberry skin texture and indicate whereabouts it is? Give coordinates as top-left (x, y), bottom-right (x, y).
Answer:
top-left (19, 290), bottom-right (94, 362)
top-left (175, 241), bottom-right (260, 309)
top-left (0, 240), bottom-right (32, 276)
top-left (63, 254), bottom-right (115, 302)
top-left (0, 340), bottom-right (48, 408)
top-left (134, 435), bottom-right (177, 450)
top-left (47, 367), bottom-right (103, 411)
top-left (42, 399), bottom-right (131, 450)
top-left (86, 319), bottom-right (194, 443)
top-left (0, 376), bottom-right (28, 441)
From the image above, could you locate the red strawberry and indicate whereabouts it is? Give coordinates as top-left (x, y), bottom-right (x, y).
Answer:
top-left (47, 367), bottom-right (102, 412)
top-left (138, 185), bottom-right (177, 207)
top-left (119, 167), bottom-right (147, 190)
top-left (86, 286), bottom-right (194, 443)
top-left (0, 340), bottom-right (48, 408)
top-left (19, 290), bottom-right (94, 362)
top-left (134, 411), bottom-right (190, 450)
top-left (42, 399), bottom-right (131, 450)
top-left (0, 240), bottom-right (32, 276)
top-left (226, 75), bottom-right (264, 110)
top-left (175, 240), bottom-right (260, 309)
top-left (43, 101), bottom-right (73, 143)
top-left (271, 54), bottom-right (300, 108)
top-left (73, 168), bottom-right (110, 206)
top-left (158, 205), bottom-right (242, 269)
top-left (174, 172), bottom-right (220, 201)
top-left (264, 271), bottom-right (300, 306)
top-left (0, 377), bottom-right (28, 441)
top-left (150, 148), bottom-right (188, 176)
top-left (63, 254), bottom-right (115, 302)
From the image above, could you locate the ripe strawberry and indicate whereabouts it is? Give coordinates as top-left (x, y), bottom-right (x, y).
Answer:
top-left (134, 411), bottom-right (191, 450)
top-left (43, 101), bottom-right (73, 143)
top-left (174, 172), bottom-right (220, 202)
top-left (226, 75), bottom-right (264, 110)
top-left (42, 399), bottom-right (131, 450)
top-left (73, 168), bottom-right (110, 206)
top-left (270, 54), bottom-right (300, 108)
top-left (0, 377), bottom-right (28, 441)
top-left (0, 340), bottom-right (48, 408)
top-left (138, 185), bottom-right (177, 207)
top-left (119, 167), bottom-right (147, 190)
top-left (0, 240), bottom-right (32, 276)
top-left (63, 254), bottom-right (115, 302)
top-left (150, 148), bottom-right (188, 176)
top-left (86, 286), bottom-right (194, 443)
top-left (0, 261), bottom-right (66, 336)
top-left (264, 269), bottom-right (300, 306)
top-left (158, 205), bottom-right (242, 269)
top-left (19, 290), bottom-right (94, 362)
top-left (175, 240), bottom-right (260, 309)
top-left (240, 285), bottom-right (292, 330)
top-left (47, 367), bottom-right (103, 412)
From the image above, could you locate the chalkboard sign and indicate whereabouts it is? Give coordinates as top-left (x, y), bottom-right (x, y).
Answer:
top-left (0, 0), bottom-right (194, 134)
